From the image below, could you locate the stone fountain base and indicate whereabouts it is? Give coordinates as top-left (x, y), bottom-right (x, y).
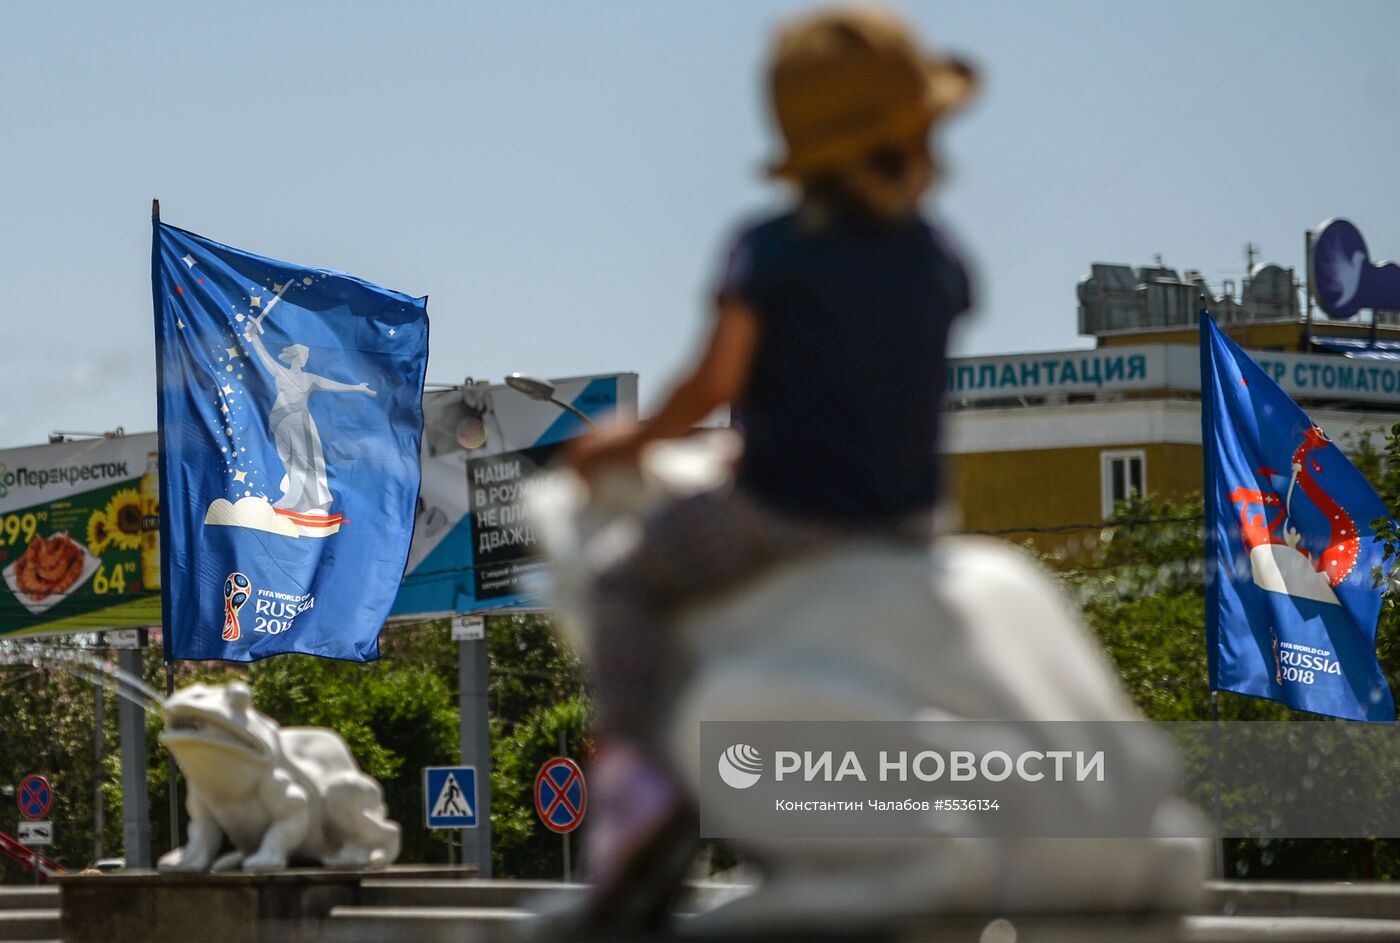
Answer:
top-left (56, 864), bottom-right (475, 943)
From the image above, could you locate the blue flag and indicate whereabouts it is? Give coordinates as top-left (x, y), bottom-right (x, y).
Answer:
top-left (153, 221), bottom-right (428, 662)
top-left (1202, 313), bottom-right (1394, 720)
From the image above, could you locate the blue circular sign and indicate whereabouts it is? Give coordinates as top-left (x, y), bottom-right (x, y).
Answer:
top-left (534, 757), bottom-right (586, 834)
top-left (1313, 218), bottom-right (1370, 320)
top-left (17, 774), bottom-right (51, 821)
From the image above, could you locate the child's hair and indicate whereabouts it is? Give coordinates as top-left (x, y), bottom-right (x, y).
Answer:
top-left (798, 136), bottom-right (941, 221)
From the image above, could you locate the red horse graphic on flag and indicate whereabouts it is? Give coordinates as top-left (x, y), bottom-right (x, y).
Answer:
top-left (1230, 425), bottom-right (1360, 606)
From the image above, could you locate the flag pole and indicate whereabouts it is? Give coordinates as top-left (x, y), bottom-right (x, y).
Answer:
top-left (1210, 688), bottom-right (1224, 878)
top-left (151, 196), bottom-right (181, 851)
top-left (1200, 305), bottom-right (1226, 878)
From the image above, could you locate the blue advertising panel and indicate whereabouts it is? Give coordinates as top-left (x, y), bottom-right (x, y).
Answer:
top-left (392, 374), bottom-right (636, 617)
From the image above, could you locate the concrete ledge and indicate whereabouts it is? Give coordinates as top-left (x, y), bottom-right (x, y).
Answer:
top-left (0, 908), bottom-right (60, 939)
top-left (689, 915), bottom-right (1400, 943)
top-left (55, 866), bottom-right (474, 943)
top-left (1185, 915), bottom-right (1400, 941)
top-left (1206, 881), bottom-right (1400, 919)
top-left (325, 906), bottom-right (526, 943)
top-left (45, 876), bottom-right (1400, 943)
top-left (342, 864), bottom-right (477, 881)
top-left (329, 905), bottom-right (526, 920)
top-left (0, 887), bottom-right (58, 910)
top-left (354, 878), bottom-right (750, 909)
top-left (358, 878), bottom-right (581, 909)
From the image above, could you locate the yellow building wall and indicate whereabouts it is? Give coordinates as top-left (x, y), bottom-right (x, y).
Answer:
top-left (947, 443), bottom-right (1203, 555)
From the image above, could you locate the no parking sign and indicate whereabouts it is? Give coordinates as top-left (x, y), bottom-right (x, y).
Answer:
top-left (534, 757), bottom-right (586, 834)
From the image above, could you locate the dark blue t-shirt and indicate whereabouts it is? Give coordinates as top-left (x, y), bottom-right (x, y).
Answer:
top-left (718, 207), bottom-right (971, 522)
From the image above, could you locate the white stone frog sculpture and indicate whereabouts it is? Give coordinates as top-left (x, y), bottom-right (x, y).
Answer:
top-left (157, 681), bottom-right (401, 873)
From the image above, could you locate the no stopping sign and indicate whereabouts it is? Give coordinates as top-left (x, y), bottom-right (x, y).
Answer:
top-left (534, 757), bottom-right (586, 834)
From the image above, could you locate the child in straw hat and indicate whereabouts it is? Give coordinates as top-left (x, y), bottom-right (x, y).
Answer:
top-left (566, 6), bottom-right (977, 922)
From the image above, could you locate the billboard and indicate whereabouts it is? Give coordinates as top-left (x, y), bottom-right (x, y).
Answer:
top-left (0, 434), bottom-right (162, 638)
top-left (392, 374), bottom-right (637, 617)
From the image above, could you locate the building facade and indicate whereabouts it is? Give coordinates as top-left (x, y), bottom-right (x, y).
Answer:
top-left (945, 260), bottom-right (1400, 556)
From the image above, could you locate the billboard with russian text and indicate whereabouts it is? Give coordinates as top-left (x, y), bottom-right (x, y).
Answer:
top-left (0, 434), bottom-right (161, 638)
top-left (391, 374), bottom-right (637, 617)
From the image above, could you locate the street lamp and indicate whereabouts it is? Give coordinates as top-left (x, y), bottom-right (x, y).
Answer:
top-left (504, 373), bottom-right (599, 430)
top-left (49, 428), bottom-right (126, 442)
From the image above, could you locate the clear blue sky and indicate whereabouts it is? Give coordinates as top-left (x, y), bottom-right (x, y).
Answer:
top-left (2, 0), bottom-right (1397, 447)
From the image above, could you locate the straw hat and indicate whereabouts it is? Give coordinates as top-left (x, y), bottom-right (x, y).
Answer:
top-left (766, 7), bottom-right (977, 180)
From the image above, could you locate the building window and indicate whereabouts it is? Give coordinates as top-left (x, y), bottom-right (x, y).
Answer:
top-left (1101, 450), bottom-right (1147, 518)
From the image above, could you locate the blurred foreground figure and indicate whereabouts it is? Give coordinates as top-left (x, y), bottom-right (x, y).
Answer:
top-left (539, 435), bottom-right (1211, 931)
top-left (554, 6), bottom-right (1209, 930)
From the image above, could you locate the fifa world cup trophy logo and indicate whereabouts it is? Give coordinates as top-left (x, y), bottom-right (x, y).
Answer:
top-left (223, 572), bottom-right (251, 642)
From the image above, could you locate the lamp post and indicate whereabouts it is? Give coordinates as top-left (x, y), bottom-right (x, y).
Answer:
top-left (457, 626), bottom-right (492, 878)
top-left (457, 374), bottom-right (598, 877)
top-left (505, 374), bottom-right (599, 430)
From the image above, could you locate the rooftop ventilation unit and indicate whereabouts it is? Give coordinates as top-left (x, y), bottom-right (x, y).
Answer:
top-left (1078, 259), bottom-right (1298, 336)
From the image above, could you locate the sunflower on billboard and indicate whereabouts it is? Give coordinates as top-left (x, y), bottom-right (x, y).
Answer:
top-left (86, 511), bottom-right (113, 554)
top-left (104, 488), bottom-right (144, 551)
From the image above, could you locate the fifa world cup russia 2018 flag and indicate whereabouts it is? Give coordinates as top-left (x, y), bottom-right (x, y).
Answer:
top-left (1201, 313), bottom-right (1394, 720)
top-left (153, 220), bottom-right (428, 662)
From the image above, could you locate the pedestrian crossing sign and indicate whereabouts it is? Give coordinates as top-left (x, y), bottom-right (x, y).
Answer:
top-left (424, 766), bottom-right (478, 828)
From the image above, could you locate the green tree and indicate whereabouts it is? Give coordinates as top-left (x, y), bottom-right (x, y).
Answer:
top-left (0, 657), bottom-right (119, 879)
top-left (485, 614), bottom-right (588, 877)
top-left (491, 695), bottom-right (590, 878)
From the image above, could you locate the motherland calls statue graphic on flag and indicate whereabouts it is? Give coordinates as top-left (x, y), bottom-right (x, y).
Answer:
top-left (195, 278), bottom-right (380, 539)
